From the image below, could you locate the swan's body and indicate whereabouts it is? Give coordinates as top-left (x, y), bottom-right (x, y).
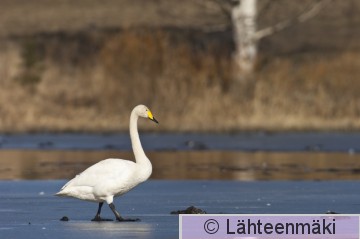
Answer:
top-left (56, 105), bottom-right (158, 221)
top-left (57, 158), bottom-right (150, 202)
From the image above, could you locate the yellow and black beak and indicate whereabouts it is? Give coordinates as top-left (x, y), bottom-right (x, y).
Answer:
top-left (147, 110), bottom-right (159, 124)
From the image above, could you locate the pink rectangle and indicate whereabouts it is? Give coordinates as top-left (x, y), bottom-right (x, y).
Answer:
top-left (180, 215), bottom-right (359, 239)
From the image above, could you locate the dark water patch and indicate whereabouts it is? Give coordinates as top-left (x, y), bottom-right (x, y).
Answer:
top-left (0, 150), bottom-right (360, 180)
top-left (0, 132), bottom-right (360, 152)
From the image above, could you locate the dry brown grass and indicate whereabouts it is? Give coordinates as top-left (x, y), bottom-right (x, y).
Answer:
top-left (0, 29), bottom-right (359, 132)
top-left (250, 53), bottom-right (360, 130)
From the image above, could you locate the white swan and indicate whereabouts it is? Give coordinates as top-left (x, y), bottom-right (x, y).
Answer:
top-left (56, 104), bottom-right (158, 222)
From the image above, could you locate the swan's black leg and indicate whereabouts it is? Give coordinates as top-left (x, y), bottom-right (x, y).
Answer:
top-left (109, 203), bottom-right (140, 222)
top-left (91, 202), bottom-right (103, 221)
top-left (91, 202), bottom-right (113, 221)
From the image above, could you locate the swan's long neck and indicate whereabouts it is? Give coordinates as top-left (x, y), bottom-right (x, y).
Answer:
top-left (130, 110), bottom-right (149, 165)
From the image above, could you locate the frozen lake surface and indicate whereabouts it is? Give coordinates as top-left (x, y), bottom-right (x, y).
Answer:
top-left (0, 180), bottom-right (360, 239)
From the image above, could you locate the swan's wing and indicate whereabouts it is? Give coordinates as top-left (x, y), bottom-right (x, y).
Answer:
top-left (59, 158), bottom-right (135, 190)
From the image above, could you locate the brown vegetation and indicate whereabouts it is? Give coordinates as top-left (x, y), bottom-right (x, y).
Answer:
top-left (0, 0), bottom-right (360, 132)
top-left (0, 28), bottom-right (359, 132)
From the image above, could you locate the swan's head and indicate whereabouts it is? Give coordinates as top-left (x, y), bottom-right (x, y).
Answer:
top-left (135, 105), bottom-right (159, 124)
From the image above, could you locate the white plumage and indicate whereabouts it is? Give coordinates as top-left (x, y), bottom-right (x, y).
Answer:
top-left (56, 104), bottom-right (158, 221)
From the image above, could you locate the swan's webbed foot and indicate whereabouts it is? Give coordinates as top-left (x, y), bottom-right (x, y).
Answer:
top-left (116, 217), bottom-right (140, 222)
top-left (109, 203), bottom-right (140, 222)
top-left (91, 215), bottom-right (114, 222)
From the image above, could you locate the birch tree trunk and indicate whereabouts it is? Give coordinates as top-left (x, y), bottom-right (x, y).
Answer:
top-left (231, 0), bottom-right (258, 79)
top-left (230, 0), bottom-right (330, 81)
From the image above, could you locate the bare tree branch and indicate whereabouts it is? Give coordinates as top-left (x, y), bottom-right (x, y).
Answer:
top-left (254, 0), bottom-right (332, 40)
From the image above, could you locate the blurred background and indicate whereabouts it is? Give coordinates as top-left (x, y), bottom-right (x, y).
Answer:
top-left (0, 0), bottom-right (360, 181)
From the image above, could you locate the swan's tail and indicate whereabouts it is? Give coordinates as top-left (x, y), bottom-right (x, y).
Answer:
top-left (54, 190), bottom-right (67, 197)
top-left (54, 185), bottom-right (96, 201)
top-left (54, 175), bottom-right (96, 201)
top-left (54, 177), bottom-right (76, 196)
top-left (55, 187), bottom-right (73, 196)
